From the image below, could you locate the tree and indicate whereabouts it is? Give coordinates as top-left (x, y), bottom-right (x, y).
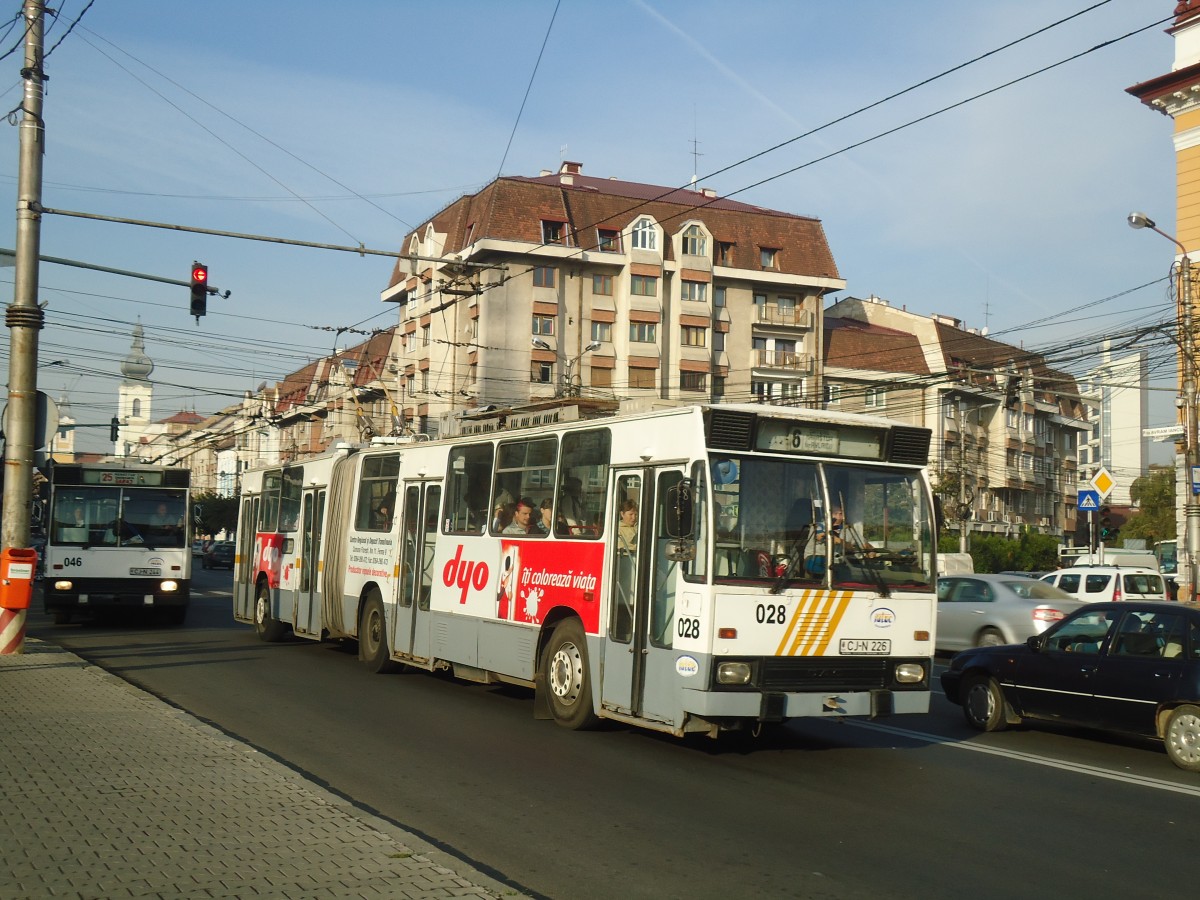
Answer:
top-left (192, 491), bottom-right (239, 538)
top-left (967, 530), bottom-right (1060, 574)
top-left (1123, 468), bottom-right (1175, 545)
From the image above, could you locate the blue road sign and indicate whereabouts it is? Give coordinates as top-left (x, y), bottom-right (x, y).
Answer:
top-left (1077, 489), bottom-right (1100, 511)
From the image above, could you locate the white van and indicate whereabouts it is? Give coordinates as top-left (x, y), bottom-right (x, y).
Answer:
top-left (1040, 566), bottom-right (1168, 603)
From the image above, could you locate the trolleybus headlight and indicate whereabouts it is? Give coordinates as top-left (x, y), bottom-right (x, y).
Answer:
top-left (159, 580), bottom-right (179, 592)
top-left (894, 663), bottom-right (925, 684)
top-left (53, 579), bottom-right (73, 591)
top-left (716, 661), bottom-right (752, 685)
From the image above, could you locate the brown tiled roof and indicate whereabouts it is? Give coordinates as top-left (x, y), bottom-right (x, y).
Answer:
top-left (388, 169), bottom-right (839, 287)
top-left (824, 316), bottom-right (930, 375)
top-left (158, 411), bottom-right (205, 426)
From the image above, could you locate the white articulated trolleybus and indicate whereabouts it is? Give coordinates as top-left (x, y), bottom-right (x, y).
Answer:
top-left (233, 402), bottom-right (939, 737)
top-left (43, 461), bottom-right (193, 625)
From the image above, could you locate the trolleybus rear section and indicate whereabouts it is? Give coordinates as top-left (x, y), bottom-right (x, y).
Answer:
top-left (234, 403), bottom-right (938, 738)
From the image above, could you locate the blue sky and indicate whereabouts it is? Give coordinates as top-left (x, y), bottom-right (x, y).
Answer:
top-left (0, 0), bottom-right (1181, 456)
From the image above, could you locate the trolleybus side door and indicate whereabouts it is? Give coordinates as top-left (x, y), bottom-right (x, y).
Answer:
top-left (293, 487), bottom-right (326, 637)
top-left (393, 480), bottom-right (442, 661)
top-left (234, 496), bottom-right (257, 622)
top-left (601, 467), bottom-right (685, 725)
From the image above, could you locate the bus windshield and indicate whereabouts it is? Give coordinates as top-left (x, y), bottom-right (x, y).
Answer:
top-left (50, 487), bottom-right (188, 549)
top-left (708, 454), bottom-right (934, 591)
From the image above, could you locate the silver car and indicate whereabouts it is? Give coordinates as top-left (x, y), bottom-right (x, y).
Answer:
top-left (936, 574), bottom-right (1089, 652)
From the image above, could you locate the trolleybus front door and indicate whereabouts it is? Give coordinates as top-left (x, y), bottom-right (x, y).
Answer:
top-left (601, 468), bottom-right (683, 725)
top-left (393, 481), bottom-right (441, 662)
top-left (234, 496), bottom-right (257, 623)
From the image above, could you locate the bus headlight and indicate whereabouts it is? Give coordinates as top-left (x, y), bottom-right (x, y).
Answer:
top-left (159, 580), bottom-right (179, 593)
top-left (53, 580), bottom-right (73, 591)
top-left (894, 663), bottom-right (925, 684)
top-left (716, 661), bottom-right (752, 685)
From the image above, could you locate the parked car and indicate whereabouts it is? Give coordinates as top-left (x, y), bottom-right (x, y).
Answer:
top-left (937, 574), bottom-right (1087, 652)
top-left (1040, 566), bottom-right (1167, 603)
top-left (191, 540), bottom-right (207, 558)
top-left (202, 541), bottom-right (235, 570)
top-left (941, 601), bottom-right (1200, 770)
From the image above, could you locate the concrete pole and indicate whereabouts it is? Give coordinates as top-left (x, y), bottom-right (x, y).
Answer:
top-left (1182, 253), bottom-right (1200, 601)
top-left (1, 1), bottom-right (46, 653)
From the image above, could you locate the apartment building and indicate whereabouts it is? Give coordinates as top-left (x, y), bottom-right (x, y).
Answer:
top-left (825, 296), bottom-right (1088, 540)
top-left (380, 161), bottom-right (846, 430)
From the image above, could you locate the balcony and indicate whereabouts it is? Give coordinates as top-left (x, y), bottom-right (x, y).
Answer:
top-left (754, 349), bottom-right (815, 374)
top-left (755, 306), bottom-right (813, 329)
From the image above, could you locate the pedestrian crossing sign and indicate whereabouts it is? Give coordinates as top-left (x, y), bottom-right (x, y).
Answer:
top-left (1077, 489), bottom-right (1100, 511)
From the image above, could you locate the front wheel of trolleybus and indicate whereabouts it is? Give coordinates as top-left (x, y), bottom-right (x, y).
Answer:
top-left (253, 582), bottom-right (288, 643)
top-left (542, 618), bottom-right (599, 730)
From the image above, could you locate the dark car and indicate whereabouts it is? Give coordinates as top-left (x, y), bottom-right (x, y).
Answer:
top-left (941, 601), bottom-right (1200, 771)
top-left (202, 541), bottom-right (235, 570)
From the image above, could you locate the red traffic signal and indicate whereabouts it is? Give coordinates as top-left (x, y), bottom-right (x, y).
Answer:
top-left (190, 262), bottom-right (208, 318)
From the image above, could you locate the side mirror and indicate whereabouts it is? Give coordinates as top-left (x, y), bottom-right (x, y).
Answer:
top-left (933, 495), bottom-right (946, 533)
top-left (193, 505), bottom-right (203, 526)
top-left (1026, 634), bottom-right (1042, 652)
top-left (664, 480), bottom-right (694, 538)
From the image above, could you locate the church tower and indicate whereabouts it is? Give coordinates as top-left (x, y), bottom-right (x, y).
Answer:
top-left (116, 322), bottom-right (154, 457)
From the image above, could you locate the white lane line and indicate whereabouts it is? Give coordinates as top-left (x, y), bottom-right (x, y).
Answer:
top-left (845, 719), bottom-right (1200, 796)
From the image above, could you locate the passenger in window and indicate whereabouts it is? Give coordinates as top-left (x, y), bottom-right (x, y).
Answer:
top-left (375, 491), bottom-right (396, 530)
top-left (537, 498), bottom-right (553, 535)
top-left (618, 499), bottom-right (638, 555)
top-left (560, 476), bottom-right (586, 526)
top-left (504, 498), bottom-right (536, 535)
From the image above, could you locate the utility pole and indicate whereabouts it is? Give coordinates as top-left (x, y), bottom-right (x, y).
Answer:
top-left (3, 0), bottom-right (46, 554)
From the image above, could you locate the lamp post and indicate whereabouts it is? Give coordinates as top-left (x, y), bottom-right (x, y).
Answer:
top-left (1129, 211), bottom-right (1198, 601)
top-left (532, 338), bottom-right (600, 397)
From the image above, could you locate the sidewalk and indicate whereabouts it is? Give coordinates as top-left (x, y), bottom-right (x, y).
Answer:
top-left (0, 637), bottom-right (519, 899)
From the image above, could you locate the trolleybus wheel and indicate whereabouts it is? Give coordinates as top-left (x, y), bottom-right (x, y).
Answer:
top-left (359, 592), bottom-right (397, 673)
top-left (254, 583), bottom-right (287, 643)
top-left (52, 610), bottom-right (72, 625)
top-left (541, 618), bottom-right (598, 730)
top-left (163, 606), bottom-right (188, 627)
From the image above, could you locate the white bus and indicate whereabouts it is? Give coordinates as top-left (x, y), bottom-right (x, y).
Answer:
top-left (233, 403), bottom-right (938, 737)
top-left (43, 461), bottom-right (193, 625)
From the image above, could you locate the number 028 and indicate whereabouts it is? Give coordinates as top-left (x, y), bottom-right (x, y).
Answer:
top-left (756, 603), bottom-right (786, 624)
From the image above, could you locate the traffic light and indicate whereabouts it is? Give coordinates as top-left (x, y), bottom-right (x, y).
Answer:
top-left (109, 416), bottom-right (119, 442)
top-left (190, 262), bottom-right (208, 318)
top-left (1099, 505), bottom-right (1113, 540)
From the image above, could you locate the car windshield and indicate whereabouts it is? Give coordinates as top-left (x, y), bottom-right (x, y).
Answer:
top-left (1005, 580), bottom-right (1070, 600)
top-left (707, 455), bottom-right (934, 591)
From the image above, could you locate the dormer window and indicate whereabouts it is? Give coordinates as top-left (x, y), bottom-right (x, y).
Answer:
top-left (682, 224), bottom-right (707, 257)
top-left (760, 247), bottom-right (779, 270)
top-left (542, 220), bottom-right (565, 244)
top-left (632, 217), bottom-right (657, 251)
top-left (597, 228), bottom-right (620, 252)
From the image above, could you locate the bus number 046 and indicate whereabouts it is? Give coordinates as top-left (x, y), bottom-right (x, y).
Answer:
top-left (62, 557), bottom-right (83, 567)
top-left (756, 603), bottom-right (787, 624)
top-left (677, 617), bottom-right (700, 639)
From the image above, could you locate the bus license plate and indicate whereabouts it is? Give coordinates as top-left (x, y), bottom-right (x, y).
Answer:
top-left (840, 639), bottom-right (890, 655)
top-left (129, 567), bottom-right (161, 576)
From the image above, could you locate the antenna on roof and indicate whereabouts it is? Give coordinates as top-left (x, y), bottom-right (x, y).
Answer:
top-left (690, 106), bottom-right (702, 187)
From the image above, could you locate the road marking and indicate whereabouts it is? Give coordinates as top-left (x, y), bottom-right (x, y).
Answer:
top-left (846, 720), bottom-right (1200, 796)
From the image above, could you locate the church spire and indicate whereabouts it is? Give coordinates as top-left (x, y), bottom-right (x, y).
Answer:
top-left (121, 321), bottom-right (154, 382)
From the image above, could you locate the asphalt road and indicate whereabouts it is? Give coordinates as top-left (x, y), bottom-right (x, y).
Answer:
top-left (26, 568), bottom-right (1200, 900)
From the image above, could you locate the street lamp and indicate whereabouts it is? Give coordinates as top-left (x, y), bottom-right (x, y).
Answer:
top-left (531, 338), bottom-right (600, 397)
top-left (1129, 211), bottom-right (1198, 600)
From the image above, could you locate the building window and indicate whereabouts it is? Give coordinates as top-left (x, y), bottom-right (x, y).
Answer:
top-left (532, 315), bottom-right (555, 336)
top-left (541, 220), bottom-right (565, 244)
top-left (712, 375), bottom-right (725, 400)
top-left (681, 371), bottom-right (707, 392)
top-left (713, 330), bottom-right (725, 352)
top-left (629, 322), bottom-right (657, 343)
top-left (591, 366), bottom-right (612, 388)
top-left (681, 281), bottom-right (707, 303)
top-left (421, 325), bottom-right (430, 346)
top-left (865, 386), bottom-right (886, 408)
top-left (824, 383), bottom-right (841, 405)
top-left (629, 367), bottom-right (656, 389)
top-left (597, 228), bottom-right (620, 252)
top-left (592, 273), bottom-right (613, 295)
top-left (717, 242), bottom-right (734, 265)
top-left (714, 285), bottom-right (726, 308)
top-left (681, 325), bottom-right (707, 347)
top-left (533, 266), bottom-right (556, 288)
top-left (590, 321), bottom-right (612, 343)
top-left (682, 225), bottom-right (707, 257)
top-left (631, 274), bottom-right (657, 296)
top-left (421, 369), bottom-right (429, 392)
top-left (632, 217), bottom-right (656, 251)
top-left (760, 247), bottom-right (778, 269)
top-left (532, 362), bottom-right (553, 383)
top-left (406, 375), bottom-right (415, 396)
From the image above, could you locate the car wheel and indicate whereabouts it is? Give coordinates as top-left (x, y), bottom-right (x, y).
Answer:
top-left (1165, 705), bottom-right (1200, 771)
top-left (962, 674), bottom-right (1009, 732)
top-left (976, 627), bottom-right (1004, 648)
